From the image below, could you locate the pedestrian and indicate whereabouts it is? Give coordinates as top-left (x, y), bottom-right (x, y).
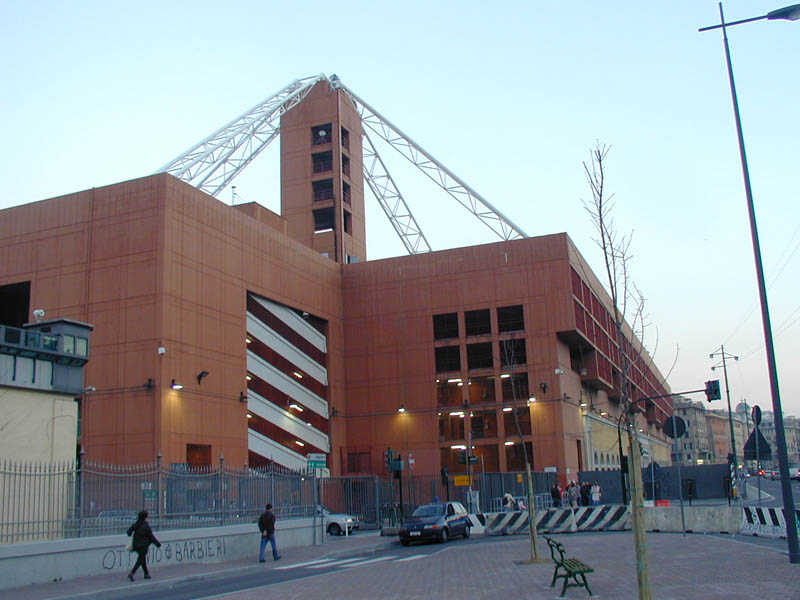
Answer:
top-left (580, 481), bottom-right (591, 506)
top-left (503, 491), bottom-right (515, 512)
top-left (258, 503), bottom-right (281, 562)
top-left (591, 481), bottom-right (602, 506)
top-left (568, 481), bottom-right (579, 508)
top-left (550, 483), bottom-right (561, 508)
top-left (126, 510), bottom-right (161, 582)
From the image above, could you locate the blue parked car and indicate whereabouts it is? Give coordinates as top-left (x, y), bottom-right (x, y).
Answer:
top-left (399, 502), bottom-right (471, 546)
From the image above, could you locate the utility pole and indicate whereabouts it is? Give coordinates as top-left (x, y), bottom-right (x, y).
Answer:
top-left (710, 345), bottom-right (740, 498)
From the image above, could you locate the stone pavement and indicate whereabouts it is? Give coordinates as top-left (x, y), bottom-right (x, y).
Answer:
top-left (6, 531), bottom-right (799, 599)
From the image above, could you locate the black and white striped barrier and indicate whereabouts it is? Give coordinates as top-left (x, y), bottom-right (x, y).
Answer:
top-left (741, 506), bottom-right (800, 539)
top-left (468, 513), bottom-right (486, 534)
top-left (484, 506), bottom-right (630, 535)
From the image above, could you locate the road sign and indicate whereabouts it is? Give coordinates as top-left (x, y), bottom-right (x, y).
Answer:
top-left (453, 475), bottom-right (470, 487)
top-left (664, 416), bottom-right (686, 439)
top-left (407, 453), bottom-right (415, 470)
top-left (743, 428), bottom-right (772, 461)
top-left (751, 405), bottom-right (762, 426)
top-left (307, 453), bottom-right (326, 469)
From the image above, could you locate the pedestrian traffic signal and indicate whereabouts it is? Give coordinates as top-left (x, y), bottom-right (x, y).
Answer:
top-left (440, 465), bottom-right (449, 485)
top-left (457, 449), bottom-right (467, 464)
top-left (704, 380), bottom-right (721, 402)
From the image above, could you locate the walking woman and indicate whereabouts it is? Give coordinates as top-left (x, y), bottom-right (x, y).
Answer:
top-left (126, 510), bottom-right (161, 581)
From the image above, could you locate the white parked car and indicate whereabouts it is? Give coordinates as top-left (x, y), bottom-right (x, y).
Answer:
top-left (317, 506), bottom-right (360, 535)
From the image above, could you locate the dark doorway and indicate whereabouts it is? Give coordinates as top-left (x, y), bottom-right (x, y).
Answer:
top-left (187, 444), bottom-right (212, 468)
top-left (0, 281), bottom-right (31, 327)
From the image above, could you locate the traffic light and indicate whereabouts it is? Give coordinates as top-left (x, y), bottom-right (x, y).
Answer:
top-left (457, 449), bottom-right (467, 464)
top-left (705, 380), bottom-right (721, 402)
top-left (385, 448), bottom-right (393, 471)
top-left (440, 465), bottom-right (449, 485)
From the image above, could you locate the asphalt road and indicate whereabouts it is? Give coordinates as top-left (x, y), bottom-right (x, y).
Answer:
top-left (742, 476), bottom-right (800, 507)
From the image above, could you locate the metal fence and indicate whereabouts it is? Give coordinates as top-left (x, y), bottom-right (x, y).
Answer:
top-left (0, 458), bottom-right (557, 544)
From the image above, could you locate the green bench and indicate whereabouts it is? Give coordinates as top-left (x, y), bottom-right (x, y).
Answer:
top-left (544, 535), bottom-right (594, 597)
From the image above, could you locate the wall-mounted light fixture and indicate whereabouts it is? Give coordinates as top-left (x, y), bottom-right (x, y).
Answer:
top-left (502, 407), bottom-right (513, 412)
top-left (295, 440), bottom-right (305, 447)
top-left (197, 370), bottom-right (209, 384)
top-left (239, 391), bottom-right (247, 403)
top-left (540, 382), bottom-right (548, 394)
top-left (143, 378), bottom-right (154, 390)
top-left (504, 441), bottom-right (515, 446)
top-left (289, 403), bottom-right (304, 412)
top-left (528, 396), bottom-right (536, 404)
top-left (398, 404), bottom-right (406, 413)
top-left (170, 379), bottom-right (183, 390)
top-left (554, 368), bottom-right (565, 375)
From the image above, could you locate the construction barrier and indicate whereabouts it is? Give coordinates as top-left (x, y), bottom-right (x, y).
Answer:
top-left (484, 506), bottom-right (629, 535)
top-left (741, 506), bottom-right (800, 539)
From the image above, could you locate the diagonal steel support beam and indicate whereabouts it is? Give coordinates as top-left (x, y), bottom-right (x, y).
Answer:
top-left (156, 74), bottom-right (327, 197)
top-left (362, 130), bottom-right (431, 254)
top-left (335, 80), bottom-right (527, 241)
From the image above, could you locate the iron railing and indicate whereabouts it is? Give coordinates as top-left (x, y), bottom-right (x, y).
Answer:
top-left (0, 458), bottom-right (556, 544)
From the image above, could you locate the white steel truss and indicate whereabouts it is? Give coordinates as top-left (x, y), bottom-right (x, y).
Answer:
top-left (332, 78), bottom-right (528, 242)
top-left (156, 74), bottom-right (326, 197)
top-left (362, 129), bottom-right (431, 254)
top-left (157, 73), bottom-right (527, 252)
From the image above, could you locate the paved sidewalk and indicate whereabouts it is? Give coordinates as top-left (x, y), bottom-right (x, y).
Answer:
top-left (6, 531), bottom-right (799, 599)
top-left (5, 532), bottom-right (389, 600)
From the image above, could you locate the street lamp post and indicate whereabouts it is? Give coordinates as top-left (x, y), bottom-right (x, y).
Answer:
top-left (699, 2), bottom-right (800, 564)
top-left (710, 345), bottom-right (740, 497)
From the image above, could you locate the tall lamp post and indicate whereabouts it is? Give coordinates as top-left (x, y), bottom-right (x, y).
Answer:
top-left (699, 2), bottom-right (800, 564)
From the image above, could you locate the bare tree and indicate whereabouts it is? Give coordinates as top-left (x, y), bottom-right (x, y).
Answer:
top-left (499, 339), bottom-right (546, 563)
top-left (582, 143), bottom-right (652, 600)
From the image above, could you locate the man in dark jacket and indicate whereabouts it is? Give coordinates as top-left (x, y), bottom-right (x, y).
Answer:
top-left (127, 510), bottom-right (161, 581)
top-left (258, 503), bottom-right (280, 562)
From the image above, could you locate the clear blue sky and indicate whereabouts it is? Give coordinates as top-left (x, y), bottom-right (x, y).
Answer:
top-left (1, 1), bottom-right (798, 419)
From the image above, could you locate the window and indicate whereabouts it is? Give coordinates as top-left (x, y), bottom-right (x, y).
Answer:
top-left (497, 305), bottom-right (524, 333)
top-left (439, 412), bottom-right (464, 441)
top-left (435, 346), bottom-right (460, 372)
top-left (436, 379), bottom-right (463, 407)
top-left (346, 451), bottom-right (370, 473)
top-left (63, 335), bottom-right (75, 354)
top-left (470, 410), bottom-right (497, 438)
top-left (501, 373), bottom-right (529, 401)
top-left (312, 151), bottom-right (333, 173)
top-left (467, 375), bottom-right (495, 404)
top-left (343, 210), bottom-right (352, 235)
top-left (465, 309), bottom-right (490, 336)
top-left (313, 207), bottom-right (335, 232)
top-left (342, 153), bottom-right (350, 177)
top-left (500, 339), bottom-right (526, 367)
top-left (433, 313), bottom-right (459, 340)
top-left (341, 126), bottom-right (350, 150)
top-left (76, 337), bottom-right (88, 356)
top-left (506, 441), bottom-right (533, 471)
top-left (42, 335), bottom-right (58, 351)
top-left (343, 182), bottom-right (351, 204)
top-left (466, 342), bottom-right (493, 370)
top-left (312, 123), bottom-right (332, 146)
top-left (313, 179), bottom-right (334, 202)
